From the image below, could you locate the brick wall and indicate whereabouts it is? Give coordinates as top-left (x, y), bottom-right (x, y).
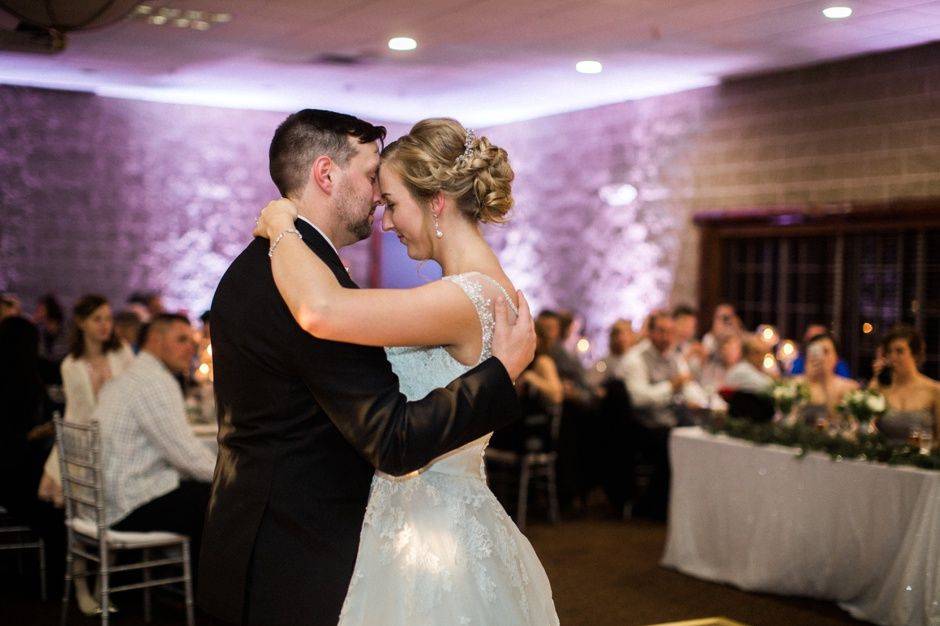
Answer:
top-left (482, 42), bottom-right (940, 343)
top-left (0, 88), bottom-right (404, 315)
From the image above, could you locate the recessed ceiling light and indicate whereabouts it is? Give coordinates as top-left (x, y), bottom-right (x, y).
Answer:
top-left (148, 14), bottom-right (166, 25)
top-left (822, 6), bottom-right (853, 19)
top-left (192, 20), bottom-right (210, 31)
top-left (174, 18), bottom-right (191, 28)
top-left (388, 37), bottom-right (417, 51)
top-left (576, 60), bottom-right (602, 74)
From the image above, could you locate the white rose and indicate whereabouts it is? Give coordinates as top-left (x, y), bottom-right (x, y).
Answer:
top-left (867, 394), bottom-right (886, 413)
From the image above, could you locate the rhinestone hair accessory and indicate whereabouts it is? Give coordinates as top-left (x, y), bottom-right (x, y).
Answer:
top-left (454, 128), bottom-right (475, 168)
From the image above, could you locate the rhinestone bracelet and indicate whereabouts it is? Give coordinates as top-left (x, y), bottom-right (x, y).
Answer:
top-left (268, 228), bottom-right (302, 258)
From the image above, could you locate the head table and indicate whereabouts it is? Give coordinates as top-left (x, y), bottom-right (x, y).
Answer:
top-left (661, 426), bottom-right (940, 626)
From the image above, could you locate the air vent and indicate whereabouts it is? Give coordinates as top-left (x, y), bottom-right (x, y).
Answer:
top-left (310, 51), bottom-right (379, 66)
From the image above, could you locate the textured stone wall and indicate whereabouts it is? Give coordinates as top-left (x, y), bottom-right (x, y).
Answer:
top-left (2, 43), bottom-right (938, 345)
top-left (482, 42), bottom-right (940, 345)
top-left (0, 87), bottom-right (403, 316)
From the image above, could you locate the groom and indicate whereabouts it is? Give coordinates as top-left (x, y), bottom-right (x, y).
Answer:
top-left (198, 109), bottom-right (535, 625)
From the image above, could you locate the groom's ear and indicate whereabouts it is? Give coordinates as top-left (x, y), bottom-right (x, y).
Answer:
top-left (311, 155), bottom-right (334, 195)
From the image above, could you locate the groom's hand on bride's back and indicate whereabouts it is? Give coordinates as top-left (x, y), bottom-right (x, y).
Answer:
top-left (492, 291), bottom-right (536, 382)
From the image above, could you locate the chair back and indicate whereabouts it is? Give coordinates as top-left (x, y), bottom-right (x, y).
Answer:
top-left (53, 417), bottom-right (107, 534)
top-left (546, 403), bottom-right (562, 449)
top-left (520, 402), bottom-right (563, 453)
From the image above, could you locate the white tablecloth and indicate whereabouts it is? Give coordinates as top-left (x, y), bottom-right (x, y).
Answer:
top-left (661, 427), bottom-right (940, 626)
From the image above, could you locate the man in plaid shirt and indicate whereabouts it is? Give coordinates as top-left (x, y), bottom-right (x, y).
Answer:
top-left (96, 313), bottom-right (215, 576)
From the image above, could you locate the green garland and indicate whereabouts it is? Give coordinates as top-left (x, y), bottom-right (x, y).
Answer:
top-left (706, 417), bottom-right (940, 471)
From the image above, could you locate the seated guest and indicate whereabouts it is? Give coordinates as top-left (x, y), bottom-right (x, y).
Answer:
top-left (492, 317), bottom-right (564, 452)
top-left (0, 316), bottom-right (52, 514)
top-left (97, 314), bottom-right (214, 577)
top-left (870, 326), bottom-right (939, 445)
top-left (545, 310), bottom-right (594, 406)
top-left (672, 305), bottom-right (706, 378)
top-left (144, 292), bottom-right (166, 318)
top-left (700, 333), bottom-right (743, 392)
top-left (537, 309), bottom-right (596, 509)
top-left (0, 316), bottom-right (65, 593)
top-left (622, 310), bottom-right (699, 519)
top-left (518, 317), bottom-right (565, 408)
top-left (38, 295), bottom-right (135, 507)
top-left (113, 309), bottom-right (144, 352)
top-left (594, 318), bottom-right (637, 384)
top-left (43, 295), bottom-right (133, 613)
top-left (701, 303), bottom-right (741, 358)
top-left (0, 292), bottom-right (22, 320)
top-left (794, 332), bottom-right (858, 424)
top-left (198, 309), bottom-right (212, 343)
top-left (624, 310), bottom-right (715, 427)
top-left (789, 323), bottom-right (851, 377)
top-left (725, 335), bottom-right (776, 394)
top-left (34, 293), bottom-right (68, 363)
top-left (126, 291), bottom-right (164, 323)
top-left (197, 308), bottom-right (212, 355)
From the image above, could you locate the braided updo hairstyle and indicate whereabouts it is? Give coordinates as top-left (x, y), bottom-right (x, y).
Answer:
top-left (381, 118), bottom-right (514, 223)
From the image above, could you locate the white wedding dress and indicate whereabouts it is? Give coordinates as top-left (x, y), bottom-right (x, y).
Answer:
top-left (338, 272), bottom-right (559, 626)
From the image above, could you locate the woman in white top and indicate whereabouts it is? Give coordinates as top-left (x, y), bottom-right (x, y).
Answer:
top-left (37, 294), bottom-right (133, 615)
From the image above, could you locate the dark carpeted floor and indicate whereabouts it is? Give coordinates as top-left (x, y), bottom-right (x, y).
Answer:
top-left (1, 513), bottom-right (868, 626)
top-left (526, 514), bottom-right (867, 626)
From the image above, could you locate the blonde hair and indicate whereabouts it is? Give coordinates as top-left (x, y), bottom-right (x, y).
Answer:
top-left (382, 118), bottom-right (514, 223)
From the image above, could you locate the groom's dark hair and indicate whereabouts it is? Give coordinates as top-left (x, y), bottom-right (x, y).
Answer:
top-left (269, 109), bottom-right (387, 198)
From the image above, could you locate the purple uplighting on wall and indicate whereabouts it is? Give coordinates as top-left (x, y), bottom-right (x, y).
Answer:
top-left (482, 97), bottom-right (692, 348)
top-left (0, 86), bottom-right (375, 316)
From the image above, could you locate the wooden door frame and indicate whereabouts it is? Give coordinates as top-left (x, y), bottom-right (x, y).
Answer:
top-left (695, 199), bottom-right (940, 329)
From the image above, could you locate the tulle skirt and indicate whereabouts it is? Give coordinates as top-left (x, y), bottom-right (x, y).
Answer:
top-left (338, 467), bottom-right (559, 626)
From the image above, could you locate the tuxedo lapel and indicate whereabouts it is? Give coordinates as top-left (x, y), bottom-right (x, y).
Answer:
top-left (292, 219), bottom-right (360, 289)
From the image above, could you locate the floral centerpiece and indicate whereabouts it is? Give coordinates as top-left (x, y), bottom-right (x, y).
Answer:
top-left (706, 416), bottom-right (940, 471)
top-left (771, 380), bottom-right (809, 421)
top-left (838, 389), bottom-right (887, 434)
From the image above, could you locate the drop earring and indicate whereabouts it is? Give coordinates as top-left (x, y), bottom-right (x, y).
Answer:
top-left (434, 215), bottom-right (444, 239)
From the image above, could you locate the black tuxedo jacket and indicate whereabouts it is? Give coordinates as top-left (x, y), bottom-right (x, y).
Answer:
top-left (197, 220), bottom-right (521, 625)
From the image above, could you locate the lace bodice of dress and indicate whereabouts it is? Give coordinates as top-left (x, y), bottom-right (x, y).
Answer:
top-left (381, 272), bottom-right (516, 480)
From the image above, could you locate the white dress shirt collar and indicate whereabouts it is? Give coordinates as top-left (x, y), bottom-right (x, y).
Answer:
top-left (296, 215), bottom-right (340, 257)
top-left (137, 349), bottom-right (168, 373)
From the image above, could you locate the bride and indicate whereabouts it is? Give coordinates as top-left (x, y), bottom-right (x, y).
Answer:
top-left (254, 118), bottom-right (559, 625)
